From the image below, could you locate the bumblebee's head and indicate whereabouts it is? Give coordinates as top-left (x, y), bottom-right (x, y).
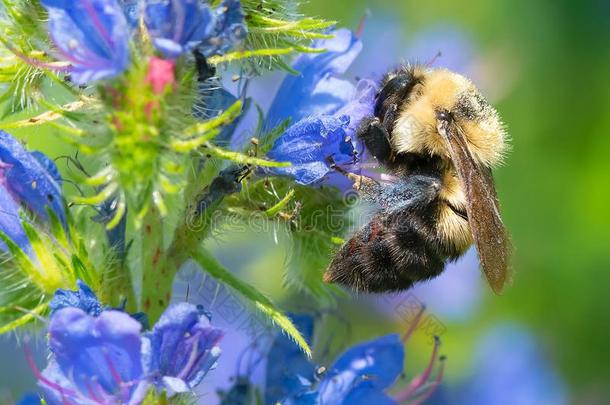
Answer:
top-left (377, 66), bottom-right (508, 168)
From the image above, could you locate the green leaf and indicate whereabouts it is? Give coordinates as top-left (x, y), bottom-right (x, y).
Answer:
top-left (191, 248), bottom-right (312, 358)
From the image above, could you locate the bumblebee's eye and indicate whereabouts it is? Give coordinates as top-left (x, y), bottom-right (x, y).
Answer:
top-left (375, 72), bottom-right (418, 118)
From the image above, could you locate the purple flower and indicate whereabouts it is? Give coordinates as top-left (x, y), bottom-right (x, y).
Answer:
top-left (39, 308), bottom-right (149, 405)
top-left (49, 280), bottom-right (103, 316)
top-left (143, 302), bottom-right (223, 394)
top-left (0, 130), bottom-right (66, 254)
top-left (265, 28), bottom-right (363, 130)
top-left (41, 0), bottom-right (130, 84)
top-left (144, 0), bottom-right (246, 59)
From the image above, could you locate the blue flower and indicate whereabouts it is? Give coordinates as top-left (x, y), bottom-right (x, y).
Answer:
top-left (145, 0), bottom-right (214, 58)
top-left (143, 302), bottom-right (223, 394)
top-left (49, 279), bottom-right (103, 316)
top-left (265, 28), bottom-right (364, 130)
top-left (263, 314), bottom-right (405, 405)
top-left (267, 115), bottom-right (356, 185)
top-left (144, 0), bottom-right (246, 59)
top-left (313, 334), bottom-right (404, 405)
top-left (265, 314), bottom-right (317, 404)
top-left (0, 130), bottom-right (66, 254)
top-left (277, 334), bottom-right (404, 404)
top-left (39, 308), bottom-right (149, 405)
top-left (263, 29), bottom-right (378, 187)
top-left (41, 0), bottom-right (131, 84)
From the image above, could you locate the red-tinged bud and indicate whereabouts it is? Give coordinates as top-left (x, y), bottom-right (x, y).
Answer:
top-left (145, 57), bottom-right (176, 95)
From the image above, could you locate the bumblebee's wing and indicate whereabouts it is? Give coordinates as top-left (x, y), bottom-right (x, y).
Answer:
top-left (437, 114), bottom-right (511, 293)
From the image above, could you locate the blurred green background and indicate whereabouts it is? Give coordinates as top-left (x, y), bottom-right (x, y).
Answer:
top-left (2, 0), bottom-right (610, 403)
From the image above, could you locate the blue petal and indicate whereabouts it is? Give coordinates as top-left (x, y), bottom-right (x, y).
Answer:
top-left (317, 334), bottom-right (404, 404)
top-left (145, 0), bottom-right (215, 58)
top-left (41, 0), bottom-right (130, 83)
top-left (265, 28), bottom-right (363, 129)
top-left (335, 79), bottom-right (377, 140)
top-left (267, 115), bottom-right (354, 185)
top-left (47, 308), bottom-right (146, 402)
top-left (30, 151), bottom-right (62, 184)
top-left (143, 302), bottom-right (223, 390)
top-left (341, 381), bottom-right (397, 405)
top-left (0, 131), bottom-right (67, 230)
top-left (49, 280), bottom-right (103, 316)
top-left (281, 391), bottom-right (319, 405)
top-left (0, 187), bottom-right (30, 254)
top-left (265, 314), bottom-right (317, 404)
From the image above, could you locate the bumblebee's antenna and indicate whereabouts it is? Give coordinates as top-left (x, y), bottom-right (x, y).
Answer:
top-left (426, 51), bottom-right (443, 67)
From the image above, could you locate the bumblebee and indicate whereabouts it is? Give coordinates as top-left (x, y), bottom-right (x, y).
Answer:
top-left (324, 66), bottom-right (511, 294)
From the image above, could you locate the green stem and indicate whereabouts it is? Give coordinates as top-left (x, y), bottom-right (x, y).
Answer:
top-left (140, 165), bottom-right (221, 322)
top-left (140, 207), bottom-right (172, 321)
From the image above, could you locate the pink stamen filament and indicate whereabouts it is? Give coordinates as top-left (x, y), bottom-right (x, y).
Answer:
top-left (103, 351), bottom-right (125, 389)
top-left (81, 0), bottom-right (115, 55)
top-left (409, 357), bottom-right (446, 405)
top-left (85, 379), bottom-right (103, 403)
top-left (176, 337), bottom-right (200, 381)
top-left (393, 336), bottom-right (440, 403)
top-left (24, 345), bottom-right (78, 403)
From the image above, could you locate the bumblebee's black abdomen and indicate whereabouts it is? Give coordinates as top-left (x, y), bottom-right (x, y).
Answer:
top-left (325, 174), bottom-right (448, 293)
top-left (325, 211), bottom-right (446, 292)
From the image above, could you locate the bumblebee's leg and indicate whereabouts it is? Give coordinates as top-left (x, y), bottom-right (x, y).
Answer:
top-left (381, 103), bottom-right (399, 134)
top-left (357, 116), bottom-right (393, 164)
top-left (194, 48), bottom-right (216, 82)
